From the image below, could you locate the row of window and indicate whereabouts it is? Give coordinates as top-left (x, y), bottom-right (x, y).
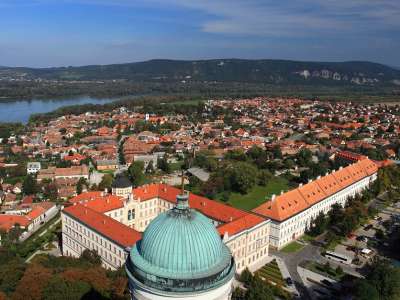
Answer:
top-left (278, 179), bottom-right (372, 246)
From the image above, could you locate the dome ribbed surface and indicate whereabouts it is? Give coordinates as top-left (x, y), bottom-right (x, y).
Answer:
top-left (126, 192), bottom-right (235, 293)
top-left (112, 174), bottom-right (132, 188)
top-left (139, 209), bottom-right (224, 273)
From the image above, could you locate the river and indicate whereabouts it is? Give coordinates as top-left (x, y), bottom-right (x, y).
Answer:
top-left (0, 96), bottom-right (118, 123)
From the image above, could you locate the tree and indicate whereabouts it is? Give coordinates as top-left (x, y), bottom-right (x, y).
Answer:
top-left (366, 260), bottom-right (400, 300)
top-left (98, 174), bottom-right (113, 191)
top-left (272, 145), bottom-right (282, 159)
top-left (232, 287), bottom-right (246, 300)
top-left (245, 274), bottom-right (274, 300)
top-left (0, 258), bottom-right (25, 295)
top-left (42, 181), bottom-right (58, 202)
top-left (224, 149), bottom-right (247, 161)
top-left (7, 224), bottom-right (23, 244)
top-left (239, 268), bottom-right (253, 286)
top-left (247, 146), bottom-right (263, 161)
top-left (308, 212), bottom-right (328, 236)
top-left (229, 162), bottom-right (258, 194)
top-left (145, 161), bottom-right (154, 174)
top-left (80, 249), bottom-right (101, 265)
top-left (296, 148), bottom-right (312, 167)
top-left (258, 170), bottom-right (272, 186)
top-left (128, 161), bottom-right (145, 186)
top-left (76, 178), bottom-right (87, 195)
top-left (12, 263), bottom-right (52, 300)
top-left (41, 276), bottom-right (92, 300)
top-left (157, 154), bottom-right (171, 174)
top-left (22, 175), bottom-right (38, 195)
top-left (353, 279), bottom-right (379, 300)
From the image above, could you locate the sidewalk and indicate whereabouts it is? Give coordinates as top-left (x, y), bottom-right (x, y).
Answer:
top-left (273, 255), bottom-right (300, 297)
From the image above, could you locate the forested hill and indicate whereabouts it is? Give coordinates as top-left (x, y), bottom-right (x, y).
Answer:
top-left (1, 59), bottom-right (400, 86)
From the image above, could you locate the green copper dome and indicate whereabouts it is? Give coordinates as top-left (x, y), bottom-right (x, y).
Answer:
top-left (126, 192), bottom-right (235, 294)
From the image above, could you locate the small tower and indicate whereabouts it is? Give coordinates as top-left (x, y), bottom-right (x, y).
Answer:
top-left (111, 173), bottom-right (132, 199)
top-left (125, 169), bottom-right (235, 300)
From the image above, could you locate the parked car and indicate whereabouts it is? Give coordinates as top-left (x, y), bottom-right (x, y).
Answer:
top-left (321, 279), bottom-right (333, 287)
top-left (347, 233), bottom-right (356, 239)
top-left (346, 245), bottom-right (357, 252)
top-left (286, 277), bottom-right (294, 286)
top-left (364, 224), bottom-right (373, 231)
top-left (356, 236), bottom-right (368, 242)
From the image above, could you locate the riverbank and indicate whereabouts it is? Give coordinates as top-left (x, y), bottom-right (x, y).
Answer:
top-left (0, 95), bottom-right (126, 123)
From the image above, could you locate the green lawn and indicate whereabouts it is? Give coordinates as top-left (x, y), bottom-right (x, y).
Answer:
top-left (281, 241), bottom-right (304, 253)
top-left (301, 234), bottom-right (315, 243)
top-left (223, 177), bottom-right (289, 210)
top-left (302, 261), bottom-right (346, 281)
top-left (170, 161), bottom-right (184, 172)
top-left (256, 259), bottom-right (285, 286)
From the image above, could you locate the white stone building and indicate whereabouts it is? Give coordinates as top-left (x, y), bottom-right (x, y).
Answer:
top-left (253, 158), bottom-right (378, 249)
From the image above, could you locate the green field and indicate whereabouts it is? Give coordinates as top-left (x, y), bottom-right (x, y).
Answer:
top-left (223, 177), bottom-right (289, 211)
top-left (281, 241), bottom-right (304, 253)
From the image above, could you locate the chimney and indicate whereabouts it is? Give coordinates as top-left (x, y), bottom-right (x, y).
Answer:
top-left (317, 175), bottom-right (321, 180)
top-left (280, 190), bottom-right (284, 195)
top-left (299, 183), bottom-right (303, 187)
top-left (271, 194), bottom-right (276, 202)
top-left (102, 220), bottom-right (106, 224)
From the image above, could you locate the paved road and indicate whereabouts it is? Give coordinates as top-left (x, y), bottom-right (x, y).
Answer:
top-left (25, 218), bottom-right (61, 262)
top-left (271, 244), bottom-right (321, 300)
top-left (26, 241), bottom-right (61, 263)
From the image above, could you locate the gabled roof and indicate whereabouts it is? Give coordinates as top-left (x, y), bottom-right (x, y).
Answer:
top-left (83, 195), bottom-right (124, 213)
top-left (63, 204), bottom-right (141, 248)
top-left (217, 214), bottom-right (266, 237)
top-left (332, 167), bottom-right (355, 189)
top-left (133, 183), bottom-right (263, 229)
top-left (298, 181), bottom-right (326, 205)
top-left (253, 158), bottom-right (378, 222)
top-left (253, 189), bottom-right (308, 222)
top-left (69, 191), bottom-right (103, 203)
top-left (358, 158), bottom-right (378, 176)
top-left (315, 173), bottom-right (341, 196)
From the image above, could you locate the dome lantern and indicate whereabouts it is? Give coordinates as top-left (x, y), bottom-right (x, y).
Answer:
top-left (125, 185), bottom-right (235, 299)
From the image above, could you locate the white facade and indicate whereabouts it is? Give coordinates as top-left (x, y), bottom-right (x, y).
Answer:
top-left (129, 276), bottom-right (233, 300)
top-left (62, 186), bottom-right (271, 273)
top-left (27, 162), bottom-right (41, 174)
top-left (269, 172), bottom-right (377, 249)
top-left (62, 212), bottom-right (129, 270)
top-left (222, 220), bottom-right (270, 273)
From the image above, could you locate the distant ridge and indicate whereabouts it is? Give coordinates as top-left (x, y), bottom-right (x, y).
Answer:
top-left (1, 59), bottom-right (399, 86)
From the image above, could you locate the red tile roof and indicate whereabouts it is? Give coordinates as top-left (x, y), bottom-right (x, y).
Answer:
top-left (82, 195), bottom-right (124, 213)
top-left (0, 215), bottom-right (30, 231)
top-left (217, 214), bottom-right (266, 236)
top-left (133, 183), bottom-right (249, 223)
top-left (63, 204), bottom-right (141, 248)
top-left (253, 158), bottom-right (378, 222)
top-left (69, 191), bottom-right (103, 203)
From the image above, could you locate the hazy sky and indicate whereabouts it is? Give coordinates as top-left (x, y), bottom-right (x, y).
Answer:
top-left (1, 0), bottom-right (399, 67)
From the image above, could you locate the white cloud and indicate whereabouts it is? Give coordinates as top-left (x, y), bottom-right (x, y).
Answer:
top-left (2, 0), bottom-right (399, 37)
